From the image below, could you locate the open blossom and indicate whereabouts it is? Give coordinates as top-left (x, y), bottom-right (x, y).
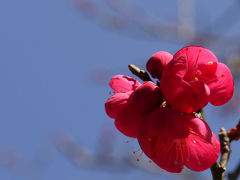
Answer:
top-left (160, 46), bottom-right (234, 113)
top-left (105, 75), bottom-right (141, 138)
top-left (138, 107), bottom-right (220, 173)
top-left (105, 75), bottom-right (162, 138)
top-left (105, 75), bottom-right (141, 119)
top-left (104, 46), bottom-right (228, 173)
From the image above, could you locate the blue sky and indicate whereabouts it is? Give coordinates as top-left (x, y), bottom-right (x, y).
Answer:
top-left (0, 0), bottom-right (239, 180)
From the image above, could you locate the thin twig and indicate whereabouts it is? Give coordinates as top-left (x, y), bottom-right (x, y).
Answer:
top-left (211, 128), bottom-right (232, 180)
top-left (219, 128), bottom-right (231, 173)
top-left (128, 64), bottom-right (153, 82)
top-left (198, 109), bottom-right (227, 180)
top-left (211, 162), bottom-right (225, 180)
top-left (227, 120), bottom-right (240, 142)
top-left (227, 121), bottom-right (240, 180)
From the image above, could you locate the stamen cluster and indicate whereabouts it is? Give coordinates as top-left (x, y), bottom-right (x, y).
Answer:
top-left (105, 46), bottom-right (234, 173)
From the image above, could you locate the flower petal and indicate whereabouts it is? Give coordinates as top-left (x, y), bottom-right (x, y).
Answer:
top-left (208, 63), bottom-right (234, 106)
top-left (138, 112), bottom-right (189, 173)
top-left (144, 107), bottom-right (189, 139)
top-left (160, 76), bottom-right (208, 113)
top-left (174, 46), bottom-right (218, 82)
top-left (161, 54), bottom-right (208, 113)
top-left (185, 132), bottom-right (220, 171)
top-left (115, 104), bottom-right (143, 138)
top-left (162, 54), bottom-right (188, 79)
top-left (146, 51), bottom-right (173, 79)
top-left (109, 75), bottom-right (141, 93)
top-left (105, 92), bottom-right (131, 118)
top-left (131, 82), bottom-right (163, 113)
top-left (183, 116), bottom-right (212, 143)
top-left (188, 80), bottom-right (210, 110)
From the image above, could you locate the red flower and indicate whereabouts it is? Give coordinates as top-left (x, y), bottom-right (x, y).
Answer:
top-left (105, 75), bottom-right (141, 119)
top-left (160, 46), bottom-right (234, 113)
top-left (138, 107), bottom-right (220, 173)
top-left (146, 51), bottom-right (173, 79)
top-left (131, 81), bottom-right (163, 113)
top-left (105, 75), bottom-right (163, 138)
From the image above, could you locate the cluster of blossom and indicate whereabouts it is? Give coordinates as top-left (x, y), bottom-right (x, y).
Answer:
top-left (105, 46), bottom-right (234, 173)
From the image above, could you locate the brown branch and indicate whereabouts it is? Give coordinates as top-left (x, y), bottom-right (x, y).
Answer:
top-left (219, 128), bottom-right (231, 169)
top-left (211, 162), bottom-right (225, 180)
top-left (227, 120), bottom-right (240, 142)
top-left (211, 128), bottom-right (232, 180)
top-left (128, 64), bottom-right (153, 82)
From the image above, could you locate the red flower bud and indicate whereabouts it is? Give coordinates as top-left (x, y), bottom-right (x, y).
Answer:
top-left (146, 51), bottom-right (173, 79)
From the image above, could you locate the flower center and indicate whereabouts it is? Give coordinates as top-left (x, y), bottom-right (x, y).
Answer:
top-left (192, 60), bottom-right (217, 82)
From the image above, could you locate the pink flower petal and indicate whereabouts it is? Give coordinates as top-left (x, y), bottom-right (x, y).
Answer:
top-left (188, 80), bottom-right (210, 110)
top-left (161, 53), bottom-right (210, 113)
top-left (138, 110), bottom-right (189, 173)
top-left (138, 107), bottom-right (219, 173)
top-left (162, 54), bottom-right (188, 79)
top-left (131, 82), bottom-right (163, 113)
top-left (185, 132), bottom-right (220, 171)
top-left (145, 107), bottom-right (189, 139)
top-left (174, 46), bottom-right (218, 82)
top-left (140, 136), bottom-right (187, 173)
top-left (161, 76), bottom-right (208, 113)
top-left (208, 63), bottom-right (234, 106)
top-left (146, 51), bottom-right (173, 79)
top-left (105, 92), bottom-right (132, 119)
top-left (109, 75), bottom-right (141, 93)
top-left (183, 116), bottom-right (212, 143)
top-left (115, 104), bottom-right (144, 138)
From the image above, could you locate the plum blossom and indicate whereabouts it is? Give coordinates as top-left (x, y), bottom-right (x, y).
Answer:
top-left (159, 46), bottom-right (234, 113)
top-left (138, 107), bottom-right (220, 173)
top-left (105, 75), bottom-right (162, 138)
top-left (104, 46), bottom-right (229, 173)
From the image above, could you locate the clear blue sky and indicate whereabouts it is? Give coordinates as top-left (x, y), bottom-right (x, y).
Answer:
top-left (0, 0), bottom-right (239, 180)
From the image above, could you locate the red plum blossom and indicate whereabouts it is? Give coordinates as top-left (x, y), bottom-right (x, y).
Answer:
top-left (137, 107), bottom-right (220, 173)
top-left (105, 75), bottom-right (162, 138)
top-left (160, 46), bottom-right (234, 113)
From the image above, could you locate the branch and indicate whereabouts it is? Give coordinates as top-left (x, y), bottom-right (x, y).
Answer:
top-left (211, 128), bottom-right (231, 180)
top-left (227, 121), bottom-right (240, 180)
top-left (128, 64), bottom-right (153, 82)
top-left (211, 162), bottom-right (225, 180)
top-left (227, 120), bottom-right (240, 142)
top-left (210, 124), bottom-right (237, 180)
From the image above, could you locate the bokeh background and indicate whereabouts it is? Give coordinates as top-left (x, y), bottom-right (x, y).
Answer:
top-left (0, 0), bottom-right (240, 179)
